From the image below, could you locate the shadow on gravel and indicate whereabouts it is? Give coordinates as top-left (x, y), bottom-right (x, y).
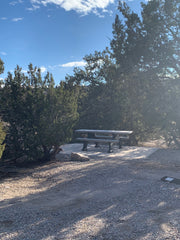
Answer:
top-left (0, 148), bottom-right (180, 240)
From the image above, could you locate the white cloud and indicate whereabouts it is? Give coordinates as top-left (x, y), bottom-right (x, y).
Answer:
top-left (0, 52), bottom-right (7, 56)
top-left (1, 17), bottom-right (8, 20)
top-left (26, 4), bottom-right (40, 11)
top-left (48, 61), bottom-right (86, 70)
top-left (40, 66), bottom-right (47, 73)
top-left (30, 0), bottom-right (115, 15)
top-left (61, 61), bottom-right (86, 68)
top-left (12, 17), bottom-right (24, 22)
top-left (10, 0), bottom-right (23, 6)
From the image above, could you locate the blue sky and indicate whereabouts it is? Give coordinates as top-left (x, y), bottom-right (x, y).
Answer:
top-left (0, 0), bottom-right (147, 84)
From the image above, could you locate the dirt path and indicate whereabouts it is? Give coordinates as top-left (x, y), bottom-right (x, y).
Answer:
top-left (0, 145), bottom-right (180, 240)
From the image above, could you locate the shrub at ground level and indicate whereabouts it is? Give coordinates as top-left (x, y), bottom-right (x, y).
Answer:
top-left (0, 64), bottom-right (79, 163)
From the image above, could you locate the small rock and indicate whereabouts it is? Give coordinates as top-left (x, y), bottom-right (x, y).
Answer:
top-left (56, 153), bottom-right (71, 162)
top-left (71, 152), bottom-right (90, 162)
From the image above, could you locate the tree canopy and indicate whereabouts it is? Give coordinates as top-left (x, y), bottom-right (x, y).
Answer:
top-left (0, 58), bottom-right (6, 159)
top-left (0, 64), bottom-right (79, 162)
top-left (0, 58), bottom-right (4, 75)
top-left (67, 0), bottom-right (180, 146)
top-left (1, 0), bottom-right (180, 164)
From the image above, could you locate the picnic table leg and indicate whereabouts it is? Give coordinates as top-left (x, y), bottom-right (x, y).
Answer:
top-left (108, 142), bottom-right (113, 153)
top-left (82, 142), bottom-right (88, 151)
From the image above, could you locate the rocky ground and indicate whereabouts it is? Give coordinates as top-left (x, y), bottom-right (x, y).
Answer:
top-left (0, 144), bottom-right (179, 240)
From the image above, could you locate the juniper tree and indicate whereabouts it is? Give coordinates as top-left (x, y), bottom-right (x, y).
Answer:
top-left (61, 0), bottom-right (180, 146)
top-left (110, 0), bottom-right (180, 145)
top-left (0, 64), bottom-right (78, 163)
top-left (0, 58), bottom-right (6, 159)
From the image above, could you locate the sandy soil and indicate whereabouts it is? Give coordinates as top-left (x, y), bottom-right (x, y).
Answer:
top-left (0, 144), bottom-right (179, 240)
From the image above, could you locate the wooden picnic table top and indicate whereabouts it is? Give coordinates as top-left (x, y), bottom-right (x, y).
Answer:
top-left (75, 129), bottom-right (133, 135)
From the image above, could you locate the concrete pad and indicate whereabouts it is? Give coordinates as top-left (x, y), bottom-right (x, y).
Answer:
top-left (56, 143), bottom-right (158, 160)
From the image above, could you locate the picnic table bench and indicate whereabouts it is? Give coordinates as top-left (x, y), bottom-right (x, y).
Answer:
top-left (75, 129), bottom-right (133, 153)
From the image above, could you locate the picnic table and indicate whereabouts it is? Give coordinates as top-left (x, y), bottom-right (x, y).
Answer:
top-left (75, 129), bottom-right (133, 153)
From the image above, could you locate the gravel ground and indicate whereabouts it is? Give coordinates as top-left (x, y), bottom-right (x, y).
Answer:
top-left (0, 144), bottom-right (180, 240)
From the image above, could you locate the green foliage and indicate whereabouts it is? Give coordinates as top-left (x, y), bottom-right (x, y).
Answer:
top-left (67, 0), bottom-right (180, 146)
top-left (0, 64), bottom-right (78, 162)
top-left (110, 0), bottom-right (180, 144)
top-left (0, 121), bottom-right (6, 159)
top-left (0, 0), bottom-right (179, 152)
top-left (0, 58), bottom-right (4, 75)
top-left (0, 58), bottom-right (6, 159)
